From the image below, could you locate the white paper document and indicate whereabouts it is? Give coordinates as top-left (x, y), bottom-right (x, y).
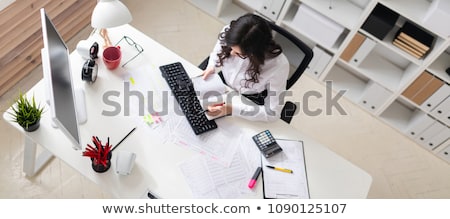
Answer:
top-left (179, 148), bottom-right (252, 198)
top-left (171, 116), bottom-right (242, 167)
top-left (262, 139), bottom-right (309, 199)
top-left (191, 73), bottom-right (227, 101)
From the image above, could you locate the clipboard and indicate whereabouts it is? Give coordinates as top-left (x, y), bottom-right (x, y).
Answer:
top-left (262, 139), bottom-right (310, 199)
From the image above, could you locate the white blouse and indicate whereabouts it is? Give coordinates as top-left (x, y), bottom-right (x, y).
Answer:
top-left (206, 29), bottom-right (290, 122)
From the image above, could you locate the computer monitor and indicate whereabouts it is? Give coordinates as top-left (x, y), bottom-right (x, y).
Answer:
top-left (40, 8), bottom-right (87, 150)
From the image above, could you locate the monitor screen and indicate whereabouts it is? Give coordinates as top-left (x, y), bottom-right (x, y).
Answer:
top-left (40, 8), bottom-right (82, 150)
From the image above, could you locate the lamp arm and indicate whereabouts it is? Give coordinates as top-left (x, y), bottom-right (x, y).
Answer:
top-left (99, 28), bottom-right (113, 48)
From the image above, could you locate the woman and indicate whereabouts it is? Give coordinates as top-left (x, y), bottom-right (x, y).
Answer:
top-left (202, 13), bottom-right (289, 122)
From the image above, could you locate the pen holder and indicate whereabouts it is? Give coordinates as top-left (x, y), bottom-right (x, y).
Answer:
top-left (82, 136), bottom-right (113, 173)
top-left (91, 152), bottom-right (112, 173)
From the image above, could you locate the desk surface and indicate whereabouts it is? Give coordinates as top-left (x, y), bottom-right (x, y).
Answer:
top-left (4, 24), bottom-right (372, 198)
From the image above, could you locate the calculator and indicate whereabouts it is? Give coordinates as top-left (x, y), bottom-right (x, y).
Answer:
top-left (252, 130), bottom-right (283, 158)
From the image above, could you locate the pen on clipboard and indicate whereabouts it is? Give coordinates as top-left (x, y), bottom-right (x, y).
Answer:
top-left (248, 167), bottom-right (262, 189)
top-left (266, 165), bottom-right (293, 174)
top-left (197, 102), bottom-right (225, 115)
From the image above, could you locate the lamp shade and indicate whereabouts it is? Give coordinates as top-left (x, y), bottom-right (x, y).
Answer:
top-left (91, 0), bottom-right (132, 28)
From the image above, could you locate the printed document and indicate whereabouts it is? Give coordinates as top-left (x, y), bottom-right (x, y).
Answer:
top-left (262, 139), bottom-right (309, 199)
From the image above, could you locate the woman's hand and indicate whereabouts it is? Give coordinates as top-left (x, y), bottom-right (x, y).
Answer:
top-left (207, 103), bottom-right (232, 118)
top-left (202, 67), bottom-right (215, 80)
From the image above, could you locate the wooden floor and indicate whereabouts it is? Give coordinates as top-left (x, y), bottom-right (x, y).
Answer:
top-left (1, 0), bottom-right (450, 198)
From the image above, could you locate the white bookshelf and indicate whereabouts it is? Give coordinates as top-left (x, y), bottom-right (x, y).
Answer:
top-left (186, 0), bottom-right (450, 163)
top-left (300, 0), bottom-right (369, 29)
top-left (325, 62), bottom-right (368, 103)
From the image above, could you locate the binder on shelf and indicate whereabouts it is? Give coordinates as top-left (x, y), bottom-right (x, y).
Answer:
top-left (427, 127), bottom-right (450, 150)
top-left (402, 71), bottom-right (444, 105)
top-left (350, 36), bottom-right (376, 66)
top-left (415, 121), bottom-right (447, 150)
top-left (431, 96), bottom-right (450, 125)
top-left (259, 0), bottom-right (286, 21)
top-left (306, 46), bottom-right (321, 76)
top-left (420, 83), bottom-right (449, 111)
top-left (361, 3), bottom-right (399, 40)
top-left (403, 111), bottom-right (435, 139)
top-left (402, 71), bottom-right (434, 101)
top-left (412, 76), bottom-right (443, 105)
top-left (358, 81), bottom-right (391, 113)
top-left (341, 32), bottom-right (366, 62)
top-left (314, 50), bottom-right (332, 77)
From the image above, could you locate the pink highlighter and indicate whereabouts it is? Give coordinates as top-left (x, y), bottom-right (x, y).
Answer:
top-left (248, 167), bottom-right (262, 189)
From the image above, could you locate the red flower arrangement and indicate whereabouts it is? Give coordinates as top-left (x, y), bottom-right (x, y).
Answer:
top-left (82, 136), bottom-right (112, 170)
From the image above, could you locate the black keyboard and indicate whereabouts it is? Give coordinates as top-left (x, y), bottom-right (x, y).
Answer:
top-left (160, 62), bottom-right (217, 135)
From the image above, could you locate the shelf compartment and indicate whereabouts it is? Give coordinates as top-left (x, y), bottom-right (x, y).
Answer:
top-left (382, 0), bottom-right (450, 39)
top-left (324, 62), bottom-right (369, 103)
top-left (379, 0), bottom-right (432, 29)
top-left (355, 42), bottom-right (419, 91)
top-left (358, 81), bottom-right (393, 114)
top-left (380, 97), bottom-right (418, 131)
top-left (280, 24), bottom-right (317, 50)
top-left (282, 2), bottom-right (349, 52)
top-left (361, 13), bottom-right (446, 67)
top-left (299, 0), bottom-right (370, 29)
top-left (427, 49), bottom-right (450, 84)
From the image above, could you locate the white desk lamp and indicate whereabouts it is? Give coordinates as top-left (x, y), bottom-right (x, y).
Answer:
top-left (77, 0), bottom-right (132, 57)
top-left (91, 0), bottom-right (132, 29)
top-left (91, 0), bottom-right (132, 46)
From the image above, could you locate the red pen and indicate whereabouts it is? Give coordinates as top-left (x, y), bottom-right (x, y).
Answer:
top-left (248, 167), bottom-right (262, 189)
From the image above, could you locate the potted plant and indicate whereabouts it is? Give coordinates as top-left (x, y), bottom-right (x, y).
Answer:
top-left (82, 136), bottom-right (112, 173)
top-left (9, 92), bottom-right (44, 132)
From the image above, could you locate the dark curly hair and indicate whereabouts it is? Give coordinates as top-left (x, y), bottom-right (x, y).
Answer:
top-left (216, 14), bottom-right (282, 88)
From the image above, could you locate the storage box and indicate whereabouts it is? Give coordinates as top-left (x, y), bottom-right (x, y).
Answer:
top-left (361, 3), bottom-right (399, 40)
top-left (291, 4), bottom-right (345, 48)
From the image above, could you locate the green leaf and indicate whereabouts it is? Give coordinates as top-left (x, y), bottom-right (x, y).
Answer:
top-left (9, 92), bottom-right (44, 129)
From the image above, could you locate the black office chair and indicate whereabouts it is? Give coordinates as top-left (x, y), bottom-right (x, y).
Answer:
top-left (198, 22), bottom-right (313, 124)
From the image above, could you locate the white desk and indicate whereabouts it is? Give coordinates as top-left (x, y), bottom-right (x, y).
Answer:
top-left (3, 24), bottom-right (372, 198)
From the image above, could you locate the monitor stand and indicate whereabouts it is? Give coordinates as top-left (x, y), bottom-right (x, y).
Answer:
top-left (75, 88), bottom-right (87, 124)
top-left (46, 89), bottom-right (87, 128)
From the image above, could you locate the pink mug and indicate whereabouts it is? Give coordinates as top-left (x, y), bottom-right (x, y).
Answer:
top-left (103, 46), bottom-right (121, 70)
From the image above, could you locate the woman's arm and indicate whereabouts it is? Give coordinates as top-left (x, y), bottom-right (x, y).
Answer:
top-left (231, 55), bottom-right (290, 122)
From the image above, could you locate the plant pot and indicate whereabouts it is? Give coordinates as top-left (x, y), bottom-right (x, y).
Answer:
top-left (23, 119), bottom-right (40, 132)
top-left (90, 152), bottom-right (112, 173)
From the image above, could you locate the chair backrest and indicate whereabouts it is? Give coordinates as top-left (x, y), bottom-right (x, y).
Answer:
top-left (268, 22), bottom-right (313, 90)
